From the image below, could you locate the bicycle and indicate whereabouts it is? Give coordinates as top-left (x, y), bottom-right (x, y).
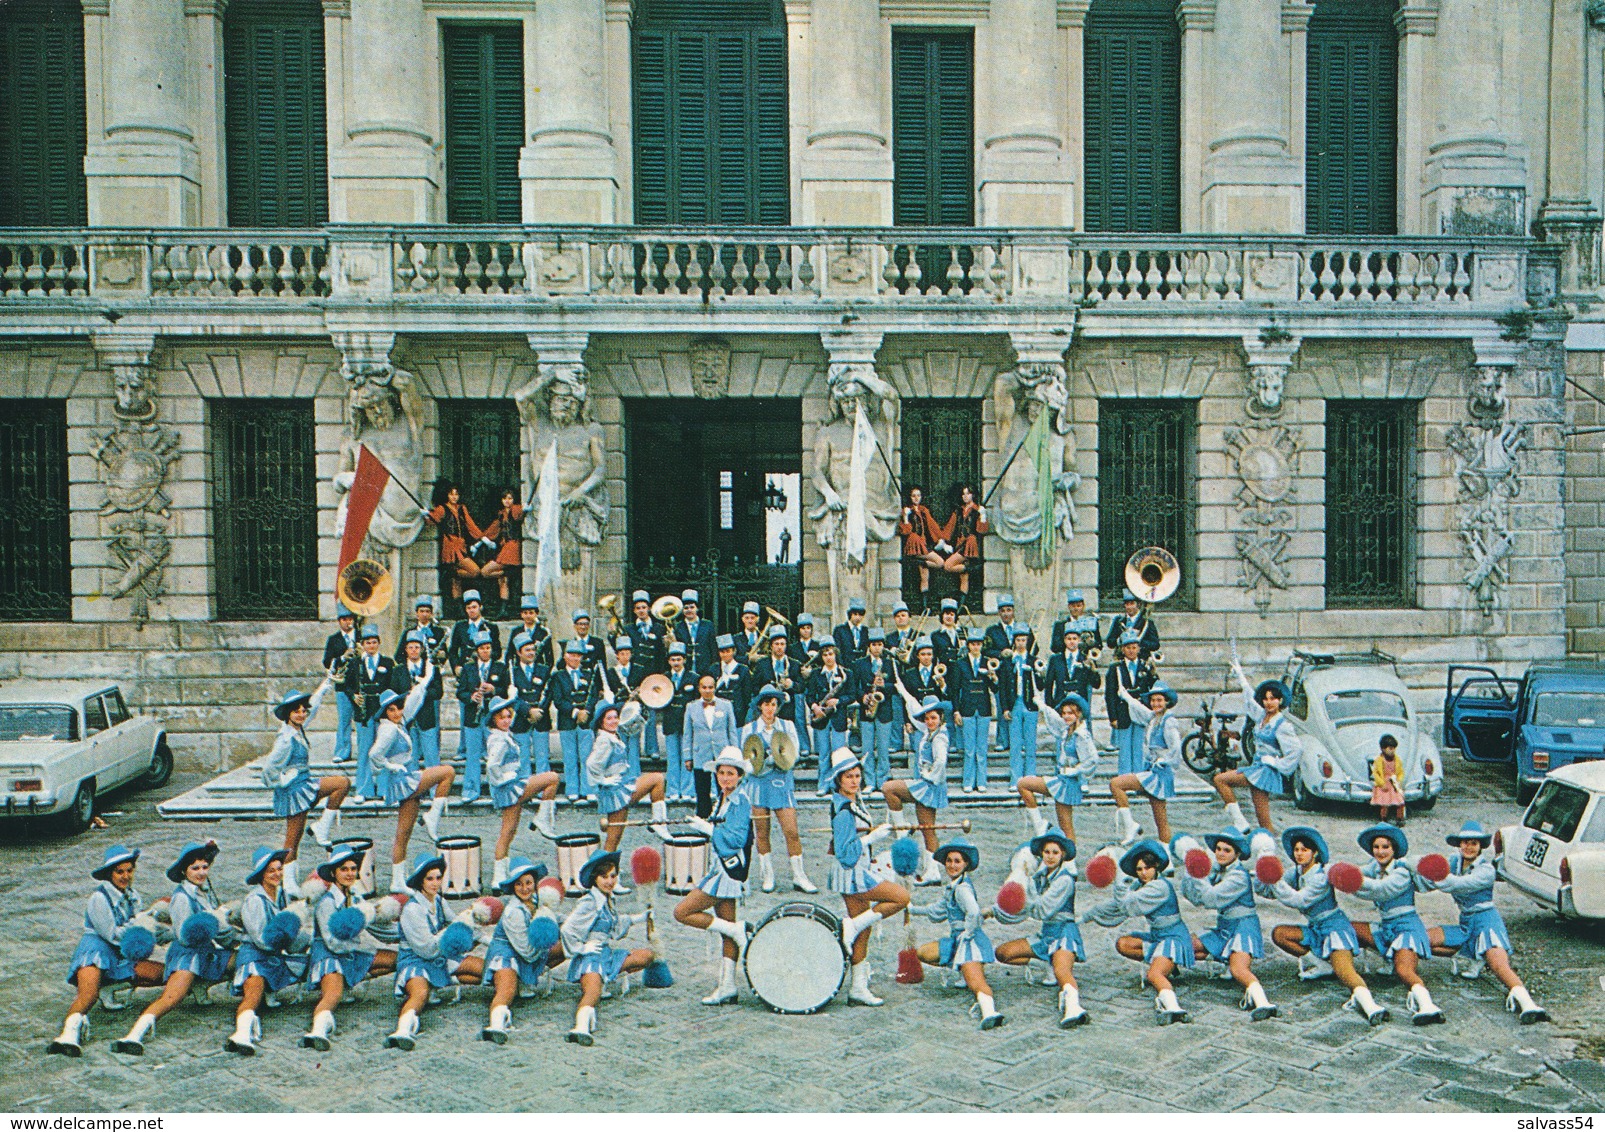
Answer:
top-left (1181, 695), bottom-right (1252, 776)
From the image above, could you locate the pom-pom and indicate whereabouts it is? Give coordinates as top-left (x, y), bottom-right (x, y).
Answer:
top-left (373, 894), bottom-right (407, 924)
top-left (1250, 829), bottom-right (1277, 860)
top-left (472, 896), bottom-right (505, 926)
top-left (1255, 855), bottom-right (1284, 885)
top-left (1328, 861), bottom-right (1363, 894)
top-left (178, 911), bottom-right (219, 948)
top-left (896, 946), bottom-right (925, 984)
top-left (297, 875), bottom-right (327, 903)
top-left (1084, 854), bottom-right (1118, 889)
top-left (328, 906), bottom-right (366, 941)
top-left (1171, 834), bottom-right (1203, 863)
top-left (262, 910), bottom-right (302, 953)
top-left (1184, 848), bottom-right (1212, 879)
top-left (642, 959), bottom-right (674, 988)
top-left (439, 920), bottom-right (475, 961)
top-left (150, 896), bottom-right (172, 925)
top-left (119, 925), bottom-right (156, 961)
top-left (996, 880), bottom-right (1027, 916)
top-left (631, 846), bottom-right (663, 886)
top-left (526, 912), bottom-right (560, 955)
top-left (537, 876), bottom-right (564, 903)
top-left (891, 836), bottom-right (921, 877)
top-left (1417, 853), bottom-right (1451, 883)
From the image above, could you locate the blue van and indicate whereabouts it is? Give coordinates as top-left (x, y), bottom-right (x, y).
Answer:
top-left (1443, 663), bottom-right (1605, 802)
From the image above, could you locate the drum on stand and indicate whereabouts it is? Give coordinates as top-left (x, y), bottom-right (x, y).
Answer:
top-left (329, 836), bottom-right (375, 896)
top-left (438, 835), bottom-right (482, 897)
top-left (743, 902), bottom-right (848, 1014)
top-left (663, 833), bottom-right (709, 895)
top-left (556, 831), bottom-right (602, 896)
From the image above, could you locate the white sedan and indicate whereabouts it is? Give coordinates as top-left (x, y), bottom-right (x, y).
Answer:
top-left (1495, 761), bottom-right (1605, 921)
top-left (0, 681), bottom-right (171, 833)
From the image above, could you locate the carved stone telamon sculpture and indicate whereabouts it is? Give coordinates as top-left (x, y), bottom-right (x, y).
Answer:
top-left (516, 361), bottom-right (610, 611)
top-left (809, 361), bottom-right (899, 617)
top-left (334, 360), bottom-right (427, 551)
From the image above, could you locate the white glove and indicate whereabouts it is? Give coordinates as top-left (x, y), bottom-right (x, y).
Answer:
top-left (454, 909), bottom-right (477, 926)
top-left (629, 911), bottom-right (650, 926)
top-left (276, 769), bottom-right (300, 789)
top-left (688, 816), bottom-right (715, 836)
top-left (381, 758), bottom-right (408, 774)
top-left (862, 823), bottom-right (892, 846)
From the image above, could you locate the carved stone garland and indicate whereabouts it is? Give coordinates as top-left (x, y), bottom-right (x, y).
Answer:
top-left (1446, 366), bottom-right (1525, 616)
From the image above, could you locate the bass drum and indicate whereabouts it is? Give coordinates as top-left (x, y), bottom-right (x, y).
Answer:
top-left (743, 902), bottom-right (848, 1015)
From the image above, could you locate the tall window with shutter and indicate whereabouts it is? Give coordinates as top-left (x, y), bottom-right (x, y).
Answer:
top-left (0, 0), bottom-right (87, 226)
top-left (891, 29), bottom-right (974, 229)
top-left (632, 0), bottom-right (789, 225)
top-left (1083, 0), bottom-right (1180, 233)
top-left (1306, 0), bottom-right (1398, 234)
top-left (443, 23), bottom-right (525, 224)
top-left (224, 0), bottom-right (328, 227)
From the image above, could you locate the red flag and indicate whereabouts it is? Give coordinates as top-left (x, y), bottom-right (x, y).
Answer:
top-left (339, 445), bottom-right (391, 571)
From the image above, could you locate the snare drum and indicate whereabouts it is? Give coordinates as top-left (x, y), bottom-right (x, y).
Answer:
top-left (438, 835), bottom-right (482, 897)
top-left (556, 832), bottom-right (602, 896)
top-left (329, 836), bottom-right (375, 896)
top-left (743, 902), bottom-right (848, 1014)
top-left (663, 833), bottom-right (709, 895)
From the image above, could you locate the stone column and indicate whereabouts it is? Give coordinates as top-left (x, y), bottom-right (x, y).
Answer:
top-left (1176, 0), bottom-right (1216, 232)
top-left (1199, 0), bottom-right (1301, 232)
top-left (1536, 0), bottom-right (1603, 294)
top-left (976, 0), bottom-right (1072, 226)
top-left (524, 0), bottom-right (621, 223)
top-left (83, 0), bottom-right (202, 225)
top-left (329, 0), bottom-right (438, 221)
top-left (799, 0), bottom-right (892, 224)
top-left (1061, 1), bottom-right (1092, 230)
top-left (1394, 4), bottom-right (1438, 233)
top-left (184, 0), bottom-right (227, 227)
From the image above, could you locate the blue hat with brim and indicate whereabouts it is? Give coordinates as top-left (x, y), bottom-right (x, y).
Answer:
top-left (406, 851), bottom-right (447, 890)
top-left (1204, 830), bottom-right (1250, 858)
top-left (167, 839), bottom-right (219, 883)
top-left (510, 633), bottom-right (534, 653)
top-left (667, 642), bottom-right (686, 657)
top-left (915, 696), bottom-right (950, 723)
top-left (767, 624), bottom-right (788, 640)
top-left (564, 639), bottom-right (584, 654)
top-left (1446, 821), bottom-right (1493, 846)
top-left (796, 613), bottom-right (814, 626)
top-left (867, 627), bottom-right (885, 642)
top-left (1057, 693), bottom-right (1091, 718)
top-left (755, 684), bottom-right (783, 705)
top-left (966, 628), bottom-right (985, 642)
top-left (336, 604), bottom-right (354, 620)
top-left (1119, 838), bottom-right (1170, 878)
top-left (1358, 823), bottom-right (1408, 857)
top-left (941, 598), bottom-right (959, 612)
top-left (522, 596), bottom-right (541, 611)
top-left (997, 594), bottom-right (1015, 608)
top-left (499, 856), bottom-right (549, 894)
top-left (1118, 630), bottom-right (1142, 646)
top-left (1030, 831), bottom-right (1076, 861)
top-left (578, 849), bottom-right (621, 891)
top-left (245, 846), bottom-right (290, 887)
top-left (935, 839), bottom-right (981, 873)
top-left (1011, 625), bottom-right (1030, 639)
top-left (1145, 682), bottom-right (1179, 708)
top-left (1282, 826), bottom-right (1330, 864)
top-left (1254, 680), bottom-right (1291, 706)
top-left (716, 634), bottom-right (735, 650)
top-left (404, 630), bottom-right (430, 649)
top-left (743, 601), bottom-right (761, 616)
top-left (631, 591), bottom-right (649, 605)
top-left (273, 689), bottom-right (315, 722)
top-left (592, 702), bottom-right (621, 731)
top-left (681, 589), bottom-right (699, 604)
top-left (486, 694), bottom-right (519, 718)
top-left (572, 609), bottom-right (591, 623)
top-left (359, 624), bottom-right (380, 641)
top-left (473, 630), bottom-right (493, 648)
top-left (376, 689), bottom-right (404, 714)
top-left (847, 598), bottom-right (866, 614)
top-left (615, 636), bottom-right (633, 652)
top-left (824, 747), bottom-right (861, 789)
top-left (1122, 590), bottom-right (1138, 603)
top-left (892, 602), bottom-right (909, 615)
top-left (317, 841), bottom-right (366, 882)
top-left (1065, 589), bottom-right (1085, 604)
top-left (415, 595), bottom-right (435, 609)
top-left (92, 844), bottom-right (140, 881)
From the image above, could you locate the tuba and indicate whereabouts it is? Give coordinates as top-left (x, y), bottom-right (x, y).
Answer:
top-left (1124, 546), bottom-right (1181, 606)
top-left (336, 558), bottom-right (393, 617)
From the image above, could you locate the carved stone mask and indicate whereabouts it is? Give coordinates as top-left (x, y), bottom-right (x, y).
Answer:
top-left (113, 364), bottom-right (155, 421)
top-left (1249, 365), bottom-right (1286, 415)
top-left (1470, 366), bottom-right (1508, 422)
top-left (688, 337), bottom-right (732, 399)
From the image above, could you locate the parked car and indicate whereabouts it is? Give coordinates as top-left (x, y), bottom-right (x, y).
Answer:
top-left (1494, 761), bottom-right (1605, 922)
top-left (1274, 650), bottom-right (1444, 812)
top-left (1443, 662), bottom-right (1605, 802)
top-left (0, 681), bottom-right (171, 833)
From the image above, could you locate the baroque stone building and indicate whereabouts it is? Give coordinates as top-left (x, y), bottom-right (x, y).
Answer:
top-left (0, 0), bottom-right (1601, 769)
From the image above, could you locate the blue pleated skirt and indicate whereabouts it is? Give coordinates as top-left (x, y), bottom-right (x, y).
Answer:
top-left (828, 858), bottom-right (879, 895)
top-left (1135, 763), bottom-right (1176, 801)
top-left (164, 941), bottom-right (232, 983)
top-left (568, 946), bottom-right (628, 983)
top-left (1135, 922), bottom-right (1196, 968)
top-left (750, 771), bottom-right (796, 810)
top-left (1302, 909), bottom-right (1361, 958)
top-left (1199, 914), bottom-right (1264, 960)
top-left (232, 943), bottom-right (302, 994)
top-left (378, 766), bottom-right (422, 807)
top-left (491, 775), bottom-right (529, 811)
top-left (697, 865), bottom-right (747, 900)
top-left (485, 939), bottom-right (544, 985)
top-left (909, 779), bottom-right (948, 809)
top-left (1244, 761), bottom-right (1285, 795)
top-left (66, 934), bottom-right (136, 986)
top-left (1114, 727), bottom-right (1145, 776)
top-left (1440, 908), bottom-right (1512, 959)
top-left (1047, 774), bottom-right (1086, 806)
top-left (938, 929), bottom-right (996, 968)
top-left (306, 939), bottom-right (373, 986)
top-left (594, 782), bottom-right (633, 814)
top-left (273, 773), bottom-right (319, 818)
top-left (394, 951), bottom-right (453, 996)
top-left (1032, 920), bottom-right (1087, 962)
top-left (1373, 913), bottom-right (1433, 960)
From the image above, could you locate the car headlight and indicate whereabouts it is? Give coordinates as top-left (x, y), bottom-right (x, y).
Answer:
top-left (1532, 750), bottom-right (1550, 771)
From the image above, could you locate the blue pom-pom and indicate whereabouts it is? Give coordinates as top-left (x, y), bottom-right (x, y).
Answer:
top-left (438, 920), bottom-right (475, 961)
top-left (891, 836), bottom-right (921, 876)
top-left (178, 913), bottom-right (218, 948)
top-left (642, 959), bottom-right (673, 988)
top-left (328, 906), bottom-right (366, 941)
top-left (526, 914), bottom-right (560, 955)
top-left (119, 925), bottom-right (156, 961)
top-left (262, 911), bottom-right (301, 953)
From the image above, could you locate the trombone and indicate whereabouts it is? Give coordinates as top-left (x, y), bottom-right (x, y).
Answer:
top-left (894, 611), bottom-right (930, 666)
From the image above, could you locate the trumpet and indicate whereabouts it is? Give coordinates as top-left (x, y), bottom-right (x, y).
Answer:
top-left (984, 655), bottom-right (1000, 675)
top-left (932, 662), bottom-right (947, 689)
top-left (1033, 657), bottom-right (1049, 676)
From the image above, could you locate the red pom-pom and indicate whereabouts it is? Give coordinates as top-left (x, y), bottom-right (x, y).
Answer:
top-left (996, 880), bottom-right (1027, 916)
top-left (537, 876), bottom-right (565, 899)
top-left (1084, 854), bottom-right (1117, 889)
top-left (630, 846), bottom-right (663, 885)
top-left (472, 895), bottom-right (504, 925)
top-left (1185, 848), bottom-right (1212, 879)
top-left (1416, 853), bottom-right (1451, 883)
top-left (896, 946), bottom-right (925, 984)
top-left (1255, 855), bottom-right (1284, 885)
top-left (1328, 862), bottom-right (1363, 894)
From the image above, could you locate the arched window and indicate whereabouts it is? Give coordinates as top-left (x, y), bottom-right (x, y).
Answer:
top-left (1084, 0), bottom-right (1180, 233)
top-left (1306, 0), bottom-right (1398, 234)
top-left (0, 0), bottom-right (86, 226)
top-left (224, 0), bottom-right (328, 227)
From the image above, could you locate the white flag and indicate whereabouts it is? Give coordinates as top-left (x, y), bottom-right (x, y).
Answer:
top-left (846, 401), bottom-right (872, 566)
top-left (532, 442), bottom-right (562, 605)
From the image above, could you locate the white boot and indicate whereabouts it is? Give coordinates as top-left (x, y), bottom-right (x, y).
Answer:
top-left (112, 1012), bottom-right (156, 1055)
top-left (47, 1013), bottom-right (87, 1057)
top-left (790, 855), bottom-right (818, 894)
top-left (385, 1009), bottom-right (420, 1051)
top-left (701, 958), bottom-right (739, 1006)
top-left (531, 797), bottom-right (558, 840)
top-left (1507, 985), bottom-right (1549, 1025)
top-left (1025, 806), bottom-right (1050, 838)
top-left (1059, 986), bottom-right (1089, 1028)
top-left (565, 1004), bottom-right (596, 1046)
top-left (225, 1009), bottom-right (260, 1055)
top-left (309, 805), bottom-right (339, 847)
top-left (648, 799), bottom-right (671, 841)
top-left (1154, 988), bottom-right (1189, 1025)
top-left (1345, 984), bottom-right (1391, 1026)
top-left (300, 1010), bottom-right (336, 1051)
top-left (390, 862), bottom-right (408, 893)
top-left (283, 859), bottom-right (301, 899)
top-left (758, 853), bottom-right (776, 893)
top-left (481, 1003), bottom-right (512, 1044)
top-left (1298, 951), bottom-right (1334, 980)
top-left (1407, 983), bottom-right (1445, 1026)
top-left (706, 916), bottom-right (750, 957)
top-left (421, 796), bottom-right (447, 843)
top-left (1223, 802), bottom-right (1251, 833)
top-left (917, 849), bottom-right (943, 886)
top-left (1242, 981), bottom-right (1279, 1022)
top-left (975, 991), bottom-right (1005, 1030)
top-left (847, 961), bottom-right (883, 1006)
top-left (889, 808), bottom-right (911, 833)
top-left (1115, 807), bottom-right (1142, 846)
top-left (1453, 954), bottom-right (1485, 979)
top-left (493, 857), bottom-right (509, 889)
top-left (841, 908), bottom-right (883, 950)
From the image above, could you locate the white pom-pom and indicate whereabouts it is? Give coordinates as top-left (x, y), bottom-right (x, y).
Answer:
top-left (1250, 830), bottom-right (1277, 860)
top-left (150, 896), bottom-right (172, 924)
top-left (373, 894), bottom-right (405, 924)
top-left (298, 875), bottom-right (328, 902)
top-left (537, 884), bottom-right (562, 910)
top-left (1172, 834), bottom-right (1205, 862)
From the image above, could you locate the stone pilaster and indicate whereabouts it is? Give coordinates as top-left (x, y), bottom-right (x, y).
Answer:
top-left (799, 0), bottom-right (892, 224)
top-left (524, 0), bottom-right (621, 223)
top-left (1536, 0), bottom-right (1603, 294)
top-left (977, 0), bottom-right (1073, 226)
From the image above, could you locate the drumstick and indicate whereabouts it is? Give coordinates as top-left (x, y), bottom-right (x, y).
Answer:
top-left (804, 818), bottom-right (972, 835)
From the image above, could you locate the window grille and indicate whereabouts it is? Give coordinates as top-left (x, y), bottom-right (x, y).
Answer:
top-left (1325, 399), bottom-right (1416, 607)
top-left (211, 400), bottom-right (318, 620)
top-left (1097, 400), bottom-right (1197, 608)
top-left (0, 399), bottom-right (71, 620)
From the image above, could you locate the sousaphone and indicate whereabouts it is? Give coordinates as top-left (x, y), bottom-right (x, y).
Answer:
top-left (1124, 546), bottom-right (1181, 605)
top-left (336, 558), bottom-right (394, 617)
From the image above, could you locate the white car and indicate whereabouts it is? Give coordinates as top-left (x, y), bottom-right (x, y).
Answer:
top-left (1275, 650), bottom-right (1445, 811)
top-left (1495, 761), bottom-right (1605, 921)
top-left (0, 681), bottom-right (171, 832)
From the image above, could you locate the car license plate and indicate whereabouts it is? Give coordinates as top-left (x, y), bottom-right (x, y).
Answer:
top-left (1523, 835), bottom-right (1549, 868)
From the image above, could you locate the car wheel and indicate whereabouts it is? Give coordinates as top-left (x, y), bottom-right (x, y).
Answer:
top-left (1292, 770), bottom-right (1319, 812)
top-left (60, 780), bottom-right (95, 834)
top-left (1516, 775), bottom-right (1537, 806)
top-left (139, 737), bottom-right (174, 790)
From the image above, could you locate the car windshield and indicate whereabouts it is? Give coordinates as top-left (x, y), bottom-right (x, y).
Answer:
top-left (1324, 689), bottom-right (1409, 726)
top-left (1523, 780), bottom-right (1593, 842)
top-left (1530, 692), bottom-right (1605, 728)
top-left (0, 704), bottom-right (79, 742)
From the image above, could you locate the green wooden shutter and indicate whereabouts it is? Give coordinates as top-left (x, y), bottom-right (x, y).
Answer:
top-left (891, 29), bottom-right (974, 227)
top-left (0, 0), bottom-right (87, 226)
top-left (1084, 0), bottom-right (1180, 233)
top-left (443, 24), bottom-right (525, 224)
top-left (224, 0), bottom-right (327, 228)
top-left (1306, 0), bottom-right (1397, 235)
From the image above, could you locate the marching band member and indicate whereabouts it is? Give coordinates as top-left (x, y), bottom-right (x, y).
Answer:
top-left (1099, 839), bottom-right (1195, 1025)
top-left (751, 625), bottom-right (799, 728)
top-left (428, 481), bottom-right (487, 600)
top-left (734, 600), bottom-right (764, 659)
top-left (479, 488), bottom-right (524, 606)
top-left (985, 594), bottom-right (1035, 756)
top-left (49, 846), bottom-right (161, 1057)
top-left (263, 680), bottom-right (347, 895)
top-left (1179, 831), bottom-right (1278, 1021)
top-left (886, 690), bottom-right (951, 885)
top-left (112, 841), bottom-right (235, 1055)
top-left (386, 851), bottom-right (486, 1051)
top-left (589, 702), bottom-right (671, 860)
top-left (1050, 589), bottom-right (1103, 660)
top-left (1425, 821), bottom-right (1547, 1024)
top-left (487, 694), bottom-right (563, 885)
top-left (508, 632), bottom-right (552, 777)
top-left (660, 643), bottom-right (700, 803)
top-left (1105, 590), bottom-right (1160, 660)
top-left (627, 590), bottom-right (666, 763)
top-left (1258, 826), bottom-right (1391, 1025)
top-left (456, 629), bottom-right (509, 802)
top-left (709, 634), bottom-right (752, 724)
top-left (1104, 631), bottom-right (1154, 774)
top-left (342, 623), bottom-right (394, 801)
top-left (685, 671), bottom-right (739, 817)
top-left (791, 614), bottom-right (822, 763)
top-left (570, 609), bottom-right (607, 673)
top-left (932, 598), bottom-right (963, 667)
top-left (1018, 694), bottom-right (1100, 839)
top-left (826, 748), bottom-right (910, 1006)
top-left (372, 654), bottom-right (454, 891)
top-left (899, 485), bottom-right (949, 597)
top-left (852, 628), bottom-right (899, 793)
top-left (995, 831), bottom-right (1090, 1028)
top-left (561, 850), bottom-right (656, 1046)
top-left (1215, 660), bottom-right (1304, 832)
top-left (1348, 823), bottom-right (1446, 1025)
top-left (507, 594), bottom-right (552, 669)
top-left (806, 641), bottom-right (854, 766)
top-left (742, 685), bottom-right (815, 894)
top-left (949, 629), bottom-right (993, 791)
top-left (998, 625), bottom-right (1045, 784)
top-left (393, 626), bottom-right (443, 769)
top-left (940, 484), bottom-right (986, 596)
top-left (885, 602), bottom-right (914, 751)
top-left (604, 636), bottom-right (644, 776)
top-left (448, 589), bottom-right (501, 671)
top-left (1043, 624), bottom-right (1101, 715)
top-left (322, 605), bottom-right (358, 767)
top-left (482, 856), bottom-right (560, 1042)
top-left (551, 639), bottom-right (600, 801)
top-left (678, 589), bottom-right (716, 673)
top-left (675, 746), bottom-right (758, 1006)
top-left (833, 597), bottom-right (870, 667)
top-left (1109, 682), bottom-right (1182, 844)
top-left (912, 839), bottom-right (1005, 1030)
top-left (403, 595), bottom-right (447, 664)
top-left (301, 843), bottom-right (395, 1050)
top-left (225, 847), bottom-right (300, 1055)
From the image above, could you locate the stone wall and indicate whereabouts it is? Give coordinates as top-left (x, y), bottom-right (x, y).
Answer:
top-left (1566, 349), bottom-right (1605, 660)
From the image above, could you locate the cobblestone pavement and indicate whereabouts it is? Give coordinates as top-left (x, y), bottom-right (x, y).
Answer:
top-left (3, 761), bottom-right (1602, 1113)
